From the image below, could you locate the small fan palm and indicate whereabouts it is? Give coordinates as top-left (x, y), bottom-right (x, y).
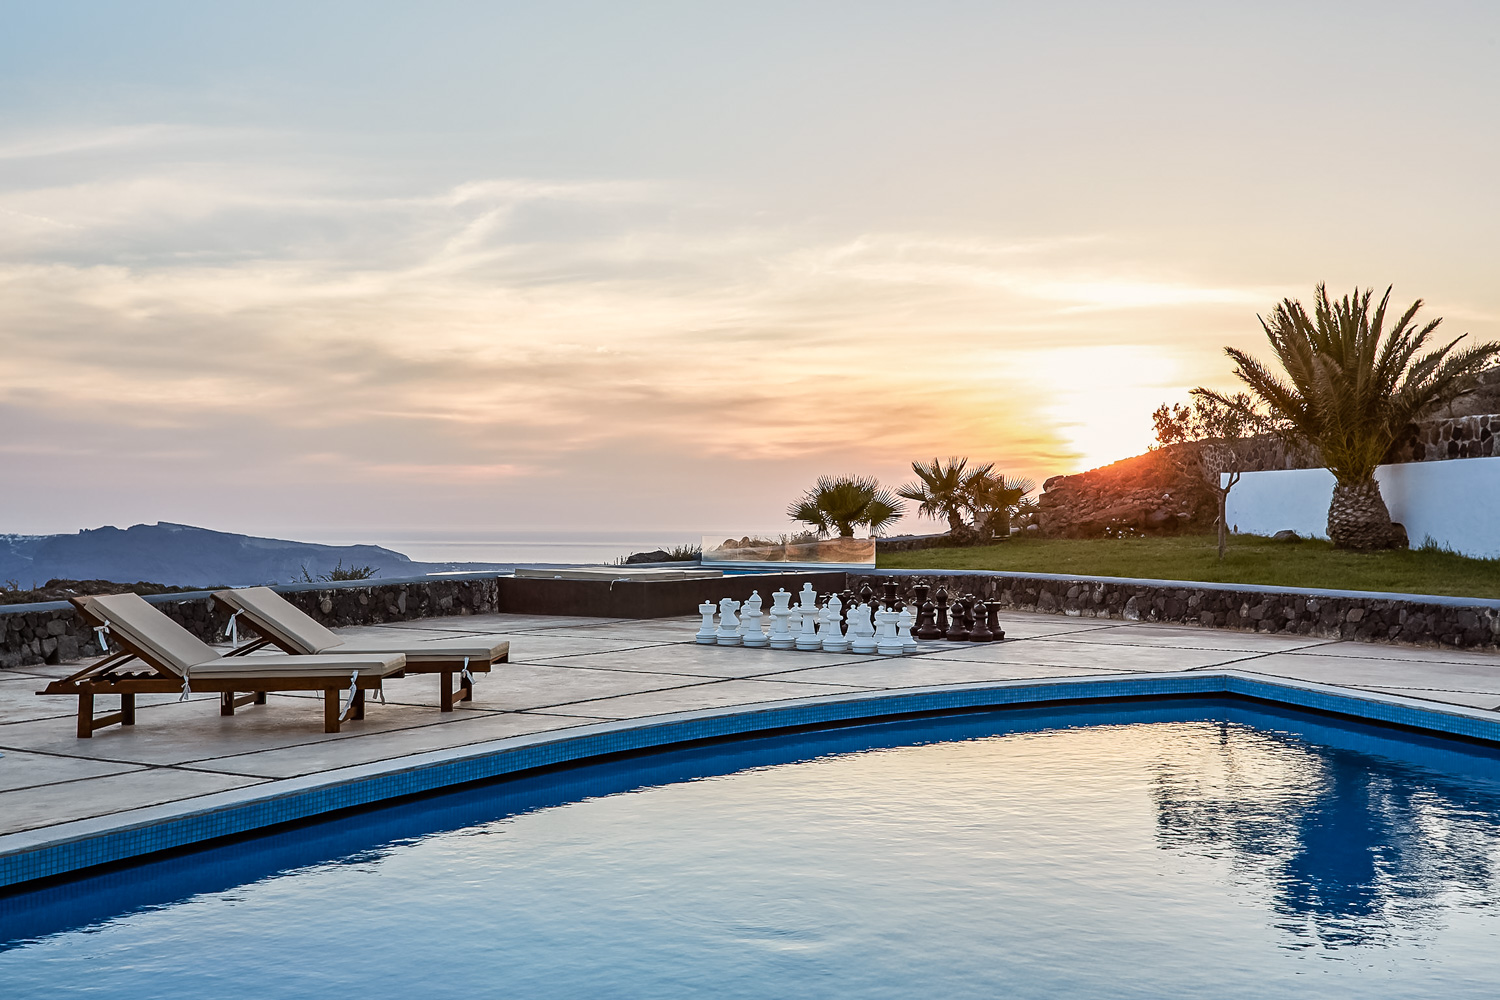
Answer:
top-left (967, 471), bottom-right (1036, 537)
top-left (1199, 284), bottom-right (1500, 549)
top-left (787, 475), bottom-right (906, 538)
top-left (897, 458), bottom-right (994, 532)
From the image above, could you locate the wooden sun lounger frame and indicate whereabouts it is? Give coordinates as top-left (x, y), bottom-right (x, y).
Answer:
top-left (210, 593), bottom-right (507, 712)
top-left (45, 599), bottom-right (395, 738)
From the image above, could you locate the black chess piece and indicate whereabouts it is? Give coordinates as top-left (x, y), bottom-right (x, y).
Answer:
top-left (986, 600), bottom-right (1006, 641)
top-left (881, 578), bottom-right (899, 610)
top-left (911, 581), bottom-right (930, 613)
top-left (968, 594), bottom-right (994, 642)
top-left (840, 590), bottom-right (854, 633)
top-left (933, 588), bottom-right (950, 637)
top-left (914, 598), bottom-right (940, 640)
top-left (945, 593), bottom-right (970, 641)
top-left (858, 583), bottom-right (875, 611)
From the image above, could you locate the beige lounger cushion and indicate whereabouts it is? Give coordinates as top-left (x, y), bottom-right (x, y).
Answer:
top-left (83, 592), bottom-right (223, 674)
top-left (216, 587), bottom-right (508, 664)
top-left (80, 593), bottom-right (405, 679)
top-left (187, 653), bottom-right (405, 680)
top-left (334, 637), bottom-right (509, 665)
top-left (217, 586), bottom-right (344, 654)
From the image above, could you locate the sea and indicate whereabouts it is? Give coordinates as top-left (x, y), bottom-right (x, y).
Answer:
top-left (306, 529), bottom-right (727, 567)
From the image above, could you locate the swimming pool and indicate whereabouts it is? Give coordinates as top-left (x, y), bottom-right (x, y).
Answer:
top-left (3, 700), bottom-right (1499, 997)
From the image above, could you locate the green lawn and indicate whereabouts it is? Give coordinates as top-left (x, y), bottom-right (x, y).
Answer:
top-left (878, 533), bottom-right (1500, 599)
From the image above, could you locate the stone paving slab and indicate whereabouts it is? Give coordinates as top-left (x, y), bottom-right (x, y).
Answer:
top-left (556, 677), bottom-right (871, 719)
top-left (0, 767), bottom-right (266, 837)
top-left (916, 640), bottom-right (1263, 672)
top-left (3, 608), bottom-right (1499, 847)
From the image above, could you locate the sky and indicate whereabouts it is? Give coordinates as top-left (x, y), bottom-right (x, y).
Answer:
top-left (2, 1), bottom-right (1497, 545)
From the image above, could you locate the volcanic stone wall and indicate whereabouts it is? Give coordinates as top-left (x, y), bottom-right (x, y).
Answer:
top-left (0, 577), bottom-right (503, 669)
top-left (849, 571), bottom-right (1500, 651)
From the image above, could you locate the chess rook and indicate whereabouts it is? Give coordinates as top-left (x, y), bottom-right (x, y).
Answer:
top-left (696, 600), bottom-right (718, 644)
top-left (768, 588), bottom-right (796, 650)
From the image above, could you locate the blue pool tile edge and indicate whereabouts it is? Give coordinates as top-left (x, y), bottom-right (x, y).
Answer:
top-left (4, 670), bottom-right (1499, 890)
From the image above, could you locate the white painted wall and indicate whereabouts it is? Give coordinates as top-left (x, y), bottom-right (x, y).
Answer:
top-left (1223, 456), bottom-right (1500, 559)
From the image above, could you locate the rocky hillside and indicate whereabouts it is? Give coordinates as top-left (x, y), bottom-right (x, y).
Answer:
top-left (1037, 446), bottom-right (1219, 539)
top-left (0, 522), bottom-right (507, 589)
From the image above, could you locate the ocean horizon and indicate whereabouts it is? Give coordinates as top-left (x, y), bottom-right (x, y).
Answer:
top-left (305, 529), bottom-right (729, 568)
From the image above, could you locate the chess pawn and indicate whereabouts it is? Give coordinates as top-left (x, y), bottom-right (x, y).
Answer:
top-left (820, 595), bottom-right (849, 652)
top-left (986, 600), bottom-right (1006, 642)
top-left (768, 589), bottom-right (796, 650)
top-left (849, 603), bottom-right (878, 655)
top-left (696, 600), bottom-right (718, 644)
top-left (795, 589), bottom-right (821, 650)
top-left (875, 608), bottom-right (904, 656)
top-left (839, 590), bottom-right (854, 633)
top-left (914, 598), bottom-right (940, 640)
top-left (934, 588), bottom-right (951, 636)
top-left (897, 606), bottom-right (917, 653)
top-left (945, 594), bottom-right (970, 641)
top-left (741, 590), bottom-right (768, 647)
top-left (715, 598), bottom-right (742, 645)
top-left (968, 594), bottom-right (994, 642)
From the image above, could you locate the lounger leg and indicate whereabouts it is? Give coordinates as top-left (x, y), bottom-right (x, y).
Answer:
top-left (324, 687), bottom-right (341, 733)
top-left (121, 693), bottom-right (136, 726)
top-left (221, 691), bottom-right (236, 716)
top-left (352, 688), bottom-right (365, 720)
top-left (458, 676), bottom-right (473, 706)
top-left (78, 692), bottom-right (94, 739)
top-left (254, 692), bottom-right (267, 705)
top-left (440, 671), bottom-right (454, 712)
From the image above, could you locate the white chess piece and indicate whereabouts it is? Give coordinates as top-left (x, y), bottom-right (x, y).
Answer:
top-left (849, 602), bottom-right (877, 654)
top-left (768, 589), bottom-right (796, 650)
top-left (696, 600), bottom-right (717, 644)
top-left (741, 590), bottom-right (768, 647)
top-left (876, 608), bottom-right (904, 656)
top-left (821, 594), bottom-right (848, 652)
top-left (795, 588), bottom-right (821, 650)
top-left (798, 582), bottom-right (818, 611)
top-left (715, 598), bottom-right (742, 645)
top-left (897, 605), bottom-right (917, 654)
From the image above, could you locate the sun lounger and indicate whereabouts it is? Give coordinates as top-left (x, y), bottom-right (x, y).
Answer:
top-left (211, 587), bottom-right (509, 712)
top-left (48, 593), bottom-right (405, 737)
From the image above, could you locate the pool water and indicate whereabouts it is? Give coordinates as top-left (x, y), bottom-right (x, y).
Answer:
top-left (4, 701), bottom-right (1500, 998)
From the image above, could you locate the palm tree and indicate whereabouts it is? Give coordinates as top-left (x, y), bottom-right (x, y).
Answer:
top-left (1199, 284), bottom-right (1500, 550)
top-left (966, 471), bottom-right (1036, 538)
top-left (897, 458), bottom-right (994, 532)
top-left (787, 475), bottom-right (906, 538)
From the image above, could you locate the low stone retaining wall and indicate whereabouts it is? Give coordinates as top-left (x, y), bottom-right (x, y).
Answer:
top-left (851, 570), bottom-right (1500, 651)
top-left (875, 533), bottom-right (960, 554)
top-left (0, 570), bottom-right (845, 669)
top-left (9, 566), bottom-right (1499, 669)
top-left (0, 575), bottom-right (504, 669)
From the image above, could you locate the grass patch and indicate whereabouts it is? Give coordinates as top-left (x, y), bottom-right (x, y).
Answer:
top-left (878, 533), bottom-right (1500, 599)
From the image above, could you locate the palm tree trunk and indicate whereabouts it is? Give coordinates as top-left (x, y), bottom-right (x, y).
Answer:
top-left (1327, 478), bottom-right (1401, 550)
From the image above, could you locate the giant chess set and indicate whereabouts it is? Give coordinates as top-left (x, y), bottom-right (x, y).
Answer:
top-left (695, 580), bottom-right (1006, 655)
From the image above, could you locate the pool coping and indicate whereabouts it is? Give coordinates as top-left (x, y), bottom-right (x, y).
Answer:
top-left (4, 669), bottom-right (1500, 891)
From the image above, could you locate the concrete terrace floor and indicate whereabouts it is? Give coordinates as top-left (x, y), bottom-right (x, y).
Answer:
top-left (3, 608), bottom-right (1500, 841)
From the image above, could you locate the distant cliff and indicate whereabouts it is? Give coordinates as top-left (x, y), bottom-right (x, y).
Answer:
top-left (0, 522), bottom-right (494, 589)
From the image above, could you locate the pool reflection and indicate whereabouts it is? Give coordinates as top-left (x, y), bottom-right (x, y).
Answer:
top-left (1151, 718), bottom-right (1500, 948)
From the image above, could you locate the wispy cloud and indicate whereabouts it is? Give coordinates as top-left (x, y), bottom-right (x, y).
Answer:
top-left (0, 125), bottom-right (1291, 534)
